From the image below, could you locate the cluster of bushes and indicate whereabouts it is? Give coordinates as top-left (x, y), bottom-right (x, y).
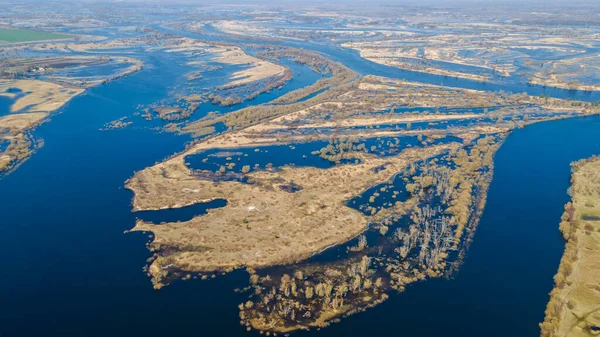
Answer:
top-left (210, 69), bottom-right (293, 106)
top-left (0, 132), bottom-right (32, 172)
top-left (240, 255), bottom-right (385, 333)
top-left (540, 202), bottom-right (579, 337)
top-left (540, 157), bottom-right (600, 337)
top-left (183, 48), bottom-right (357, 136)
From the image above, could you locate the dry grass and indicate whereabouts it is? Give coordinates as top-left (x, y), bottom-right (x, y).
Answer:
top-left (127, 73), bottom-right (600, 289)
top-left (342, 30), bottom-right (600, 91)
top-left (127, 132), bottom-right (460, 288)
top-left (0, 79), bottom-right (83, 113)
top-left (541, 157), bottom-right (600, 337)
top-left (159, 38), bottom-right (287, 88)
top-left (0, 112), bottom-right (47, 131)
top-left (342, 42), bottom-right (494, 83)
top-left (215, 46), bottom-right (287, 87)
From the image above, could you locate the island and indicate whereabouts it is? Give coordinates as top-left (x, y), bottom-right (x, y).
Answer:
top-left (126, 67), bottom-right (600, 332)
top-left (1, 2), bottom-right (600, 337)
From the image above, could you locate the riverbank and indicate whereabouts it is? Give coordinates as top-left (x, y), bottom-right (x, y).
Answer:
top-left (0, 79), bottom-right (84, 174)
top-left (0, 54), bottom-right (143, 175)
top-left (541, 156), bottom-right (600, 337)
top-left (127, 138), bottom-right (459, 289)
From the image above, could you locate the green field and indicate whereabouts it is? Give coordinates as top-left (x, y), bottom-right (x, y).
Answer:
top-left (0, 27), bottom-right (71, 43)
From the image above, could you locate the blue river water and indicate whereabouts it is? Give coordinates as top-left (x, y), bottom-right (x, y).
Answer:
top-left (155, 24), bottom-right (600, 102)
top-left (0, 96), bottom-right (11, 116)
top-left (309, 115), bottom-right (600, 337)
top-left (1, 30), bottom-right (600, 337)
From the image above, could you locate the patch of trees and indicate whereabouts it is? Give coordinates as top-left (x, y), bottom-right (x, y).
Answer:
top-left (0, 131), bottom-right (33, 173)
top-left (312, 136), bottom-right (364, 163)
top-left (256, 46), bottom-right (358, 105)
top-left (184, 78), bottom-right (357, 137)
top-left (541, 156), bottom-right (600, 337)
top-left (240, 255), bottom-right (386, 333)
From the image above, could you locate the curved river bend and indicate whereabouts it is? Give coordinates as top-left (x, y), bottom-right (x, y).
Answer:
top-left (1, 35), bottom-right (600, 336)
top-left (310, 115), bottom-right (600, 337)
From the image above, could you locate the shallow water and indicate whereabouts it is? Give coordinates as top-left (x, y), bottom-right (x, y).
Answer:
top-left (2, 24), bottom-right (600, 337)
top-left (306, 115), bottom-right (600, 337)
top-left (0, 95), bottom-right (11, 116)
top-left (135, 199), bottom-right (227, 224)
top-left (49, 61), bottom-right (134, 78)
top-left (155, 24), bottom-right (600, 101)
top-left (185, 141), bottom-right (336, 173)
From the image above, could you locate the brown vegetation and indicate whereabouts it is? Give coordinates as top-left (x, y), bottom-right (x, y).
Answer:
top-left (128, 139), bottom-right (458, 289)
top-left (541, 156), bottom-right (600, 337)
top-left (238, 134), bottom-right (504, 333)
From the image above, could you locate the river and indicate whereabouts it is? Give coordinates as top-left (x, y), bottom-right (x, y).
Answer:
top-left (155, 24), bottom-right (600, 102)
top-left (308, 115), bottom-right (600, 337)
top-left (1, 29), bottom-right (599, 337)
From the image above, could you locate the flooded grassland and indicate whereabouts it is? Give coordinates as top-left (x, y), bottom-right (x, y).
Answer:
top-left (0, 29), bottom-right (305, 176)
top-left (0, 54), bottom-right (141, 174)
top-left (127, 69), bottom-right (600, 332)
top-left (186, 9), bottom-right (600, 92)
top-left (3, 3), bottom-right (600, 337)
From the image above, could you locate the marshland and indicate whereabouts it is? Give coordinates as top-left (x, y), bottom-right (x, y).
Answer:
top-left (1, 1), bottom-right (600, 337)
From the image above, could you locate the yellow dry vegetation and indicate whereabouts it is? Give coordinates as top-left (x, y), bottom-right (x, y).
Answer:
top-left (342, 41), bottom-right (494, 83)
top-left (256, 113), bottom-right (480, 132)
top-left (0, 79), bottom-right (83, 113)
top-left (127, 72), bottom-right (600, 292)
top-left (527, 54), bottom-right (600, 91)
top-left (542, 156), bottom-right (600, 337)
top-left (127, 131), bottom-right (459, 288)
top-left (0, 112), bottom-right (47, 131)
top-left (0, 155), bottom-right (10, 171)
top-left (0, 79), bottom-right (83, 174)
top-left (214, 46), bottom-right (287, 87)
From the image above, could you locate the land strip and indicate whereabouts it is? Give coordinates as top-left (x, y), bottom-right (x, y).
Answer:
top-left (541, 156), bottom-right (600, 337)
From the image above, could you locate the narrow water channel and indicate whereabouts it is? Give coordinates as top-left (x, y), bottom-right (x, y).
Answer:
top-left (0, 43), bottom-right (324, 337)
top-left (1, 27), bottom-right (600, 337)
top-left (155, 24), bottom-right (600, 102)
top-left (307, 115), bottom-right (600, 337)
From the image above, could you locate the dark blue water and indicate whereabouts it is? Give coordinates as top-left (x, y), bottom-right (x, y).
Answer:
top-left (155, 25), bottom-right (600, 102)
top-left (303, 115), bottom-right (600, 337)
top-left (2, 26), bottom-right (600, 337)
top-left (185, 141), bottom-right (336, 173)
top-left (0, 42), bottom-right (329, 336)
top-left (0, 95), bottom-right (11, 116)
top-left (0, 139), bottom-right (8, 152)
top-left (0, 50), bottom-right (254, 337)
top-left (185, 135), bottom-right (461, 175)
top-left (5, 106), bottom-right (595, 337)
top-left (135, 199), bottom-right (227, 224)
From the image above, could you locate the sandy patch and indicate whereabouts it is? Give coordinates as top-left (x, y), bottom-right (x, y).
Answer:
top-left (0, 112), bottom-right (47, 131)
top-left (214, 46), bottom-right (287, 87)
top-left (0, 79), bottom-right (83, 113)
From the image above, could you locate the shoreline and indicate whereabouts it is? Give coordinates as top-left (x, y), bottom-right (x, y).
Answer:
top-left (0, 57), bottom-right (144, 176)
top-left (541, 156), bottom-right (600, 337)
